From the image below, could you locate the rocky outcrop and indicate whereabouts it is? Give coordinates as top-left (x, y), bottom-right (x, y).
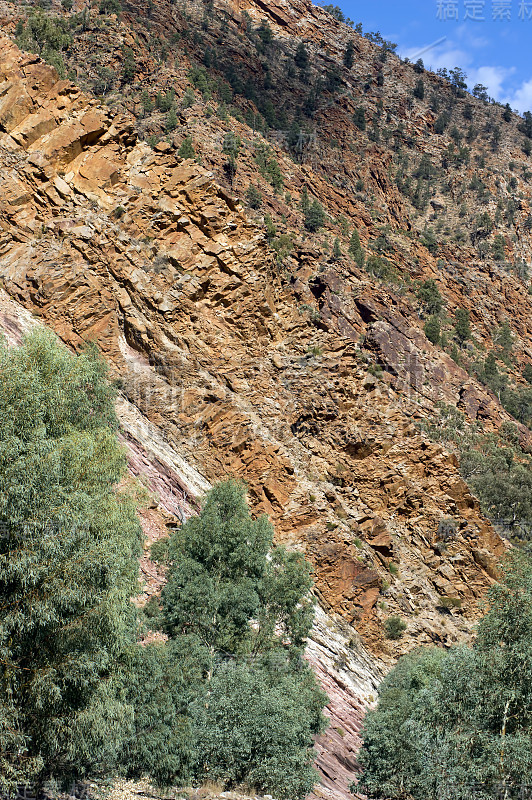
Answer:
top-left (0, 17), bottom-right (524, 797)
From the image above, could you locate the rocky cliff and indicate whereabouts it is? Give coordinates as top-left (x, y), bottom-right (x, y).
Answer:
top-left (0, 0), bottom-right (531, 795)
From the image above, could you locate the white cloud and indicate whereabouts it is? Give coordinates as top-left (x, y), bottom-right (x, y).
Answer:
top-left (424, 47), bottom-right (470, 72)
top-left (506, 78), bottom-right (532, 112)
top-left (398, 35), bottom-right (473, 74)
top-left (468, 65), bottom-right (515, 99)
top-left (397, 33), bottom-right (532, 114)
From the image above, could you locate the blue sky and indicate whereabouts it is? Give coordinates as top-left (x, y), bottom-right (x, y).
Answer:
top-left (333, 0), bottom-right (532, 113)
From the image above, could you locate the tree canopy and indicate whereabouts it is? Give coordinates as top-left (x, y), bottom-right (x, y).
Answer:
top-left (0, 330), bottom-right (142, 793)
top-left (156, 480), bottom-right (327, 797)
top-left (357, 550), bottom-right (532, 800)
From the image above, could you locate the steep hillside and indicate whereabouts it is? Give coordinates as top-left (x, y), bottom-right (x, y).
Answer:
top-left (0, 0), bottom-right (531, 796)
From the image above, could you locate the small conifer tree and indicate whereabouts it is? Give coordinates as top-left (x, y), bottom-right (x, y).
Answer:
top-left (331, 237), bottom-right (342, 260)
top-left (424, 315), bottom-right (441, 345)
top-left (454, 308), bottom-right (471, 344)
top-left (300, 186), bottom-right (310, 216)
top-left (165, 105), bottom-right (178, 132)
top-left (349, 229), bottom-right (365, 267)
top-left (353, 106), bottom-right (366, 130)
top-left (182, 88), bottom-right (195, 108)
top-left (413, 78), bottom-right (425, 99)
top-left (246, 185), bottom-right (262, 209)
top-left (304, 199), bottom-right (326, 232)
top-left (343, 40), bottom-right (355, 69)
top-left (178, 136), bottom-right (195, 159)
top-left (121, 47), bottom-right (136, 84)
top-left (295, 41), bottom-right (309, 70)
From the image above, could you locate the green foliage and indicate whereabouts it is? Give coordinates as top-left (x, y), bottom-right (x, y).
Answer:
top-left (524, 364), bottom-right (532, 384)
top-left (349, 229), bottom-right (365, 267)
top-left (146, 530), bottom-right (167, 563)
top-left (343, 40), bottom-right (355, 69)
top-left (165, 106), bottom-right (178, 132)
top-left (356, 647), bottom-right (448, 799)
top-left (359, 551), bottom-right (532, 799)
top-left (117, 638), bottom-right (206, 786)
top-left (16, 11), bottom-right (71, 75)
top-left (366, 255), bottom-right (394, 281)
top-left (45, 49), bottom-right (67, 79)
top-left (188, 65), bottom-right (212, 100)
top-left (93, 66), bottom-right (114, 96)
top-left (420, 404), bottom-right (532, 539)
top-left (353, 106), bottom-right (366, 131)
top-left (222, 132), bottom-right (241, 184)
top-left (454, 308), bottom-right (471, 344)
top-left (434, 112), bottom-right (449, 134)
top-left (449, 66), bottom-right (468, 95)
top-left (322, 4), bottom-right (346, 21)
top-left (383, 616), bottom-right (406, 640)
top-left (502, 103), bottom-right (512, 122)
top-left (331, 237), bottom-right (342, 261)
top-left (483, 351), bottom-right (498, 382)
top-left (420, 227), bottom-right (438, 254)
top-left (492, 234), bottom-right (506, 261)
top-left (295, 41), bottom-right (309, 70)
top-left (267, 158), bottom-right (284, 192)
top-left (495, 320), bottom-right (514, 357)
top-left (121, 47), bottom-right (136, 84)
top-left (140, 90), bottom-right (153, 115)
top-left (156, 481), bottom-right (326, 797)
top-left (415, 154), bottom-right (435, 180)
top-left (473, 83), bottom-right (489, 101)
top-left (222, 131), bottom-right (241, 160)
top-left (182, 88), bottom-right (195, 108)
top-left (99, 0), bottom-right (121, 13)
top-left (304, 199), bottom-right (326, 232)
top-left (271, 233), bottom-right (295, 264)
top-left (417, 279), bottom-right (443, 314)
top-left (256, 20), bottom-right (273, 46)
top-left (16, 11), bottom-right (71, 55)
top-left (519, 110), bottom-right (532, 139)
top-left (264, 213), bottom-right (277, 241)
top-left (254, 142), bottom-right (284, 191)
top-left (245, 185), bottom-right (262, 209)
top-left (413, 78), bottom-right (424, 99)
top-left (424, 315), bottom-right (441, 345)
top-left (178, 136), bottom-right (195, 159)
top-left (193, 659), bottom-right (327, 798)
top-left (156, 89), bottom-right (175, 113)
top-left (501, 385), bottom-right (532, 428)
top-left (0, 330), bottom-right (142, 791)
top-left (300, 186), bottom-right (310, 216)
top-left (162, 481), bottom-right (314, 655)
